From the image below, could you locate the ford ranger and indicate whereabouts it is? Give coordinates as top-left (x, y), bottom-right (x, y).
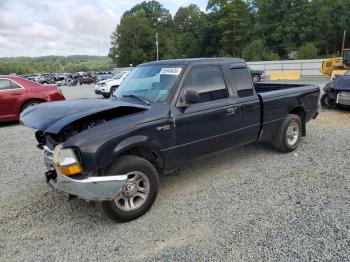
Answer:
top-left (20, 58), bottom-right (320, 222)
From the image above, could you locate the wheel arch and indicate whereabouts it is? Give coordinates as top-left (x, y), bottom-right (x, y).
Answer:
top-left (107, 136), bottom-right (165, 173)
top-left (289, 107), bottom-right (306, 136)
top-left (20, 98), bottom-right (46, 112)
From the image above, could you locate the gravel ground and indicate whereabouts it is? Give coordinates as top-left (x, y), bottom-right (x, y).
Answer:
top-left (1, 82), bottom-right (349, 261)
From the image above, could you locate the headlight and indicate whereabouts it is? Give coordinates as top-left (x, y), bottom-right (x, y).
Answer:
top-left (59, 148), bottom-right (78, 166)
top-left (53, 145), bottom-right (82, 176)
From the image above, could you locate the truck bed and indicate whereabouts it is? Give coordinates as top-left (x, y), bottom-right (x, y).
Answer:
top-left (254, 82), bottom-right (309, 93)
top-left (253, 82), bottom-right (320, 142)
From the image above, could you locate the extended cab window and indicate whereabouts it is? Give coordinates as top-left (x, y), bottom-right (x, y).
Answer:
top-left (229, 68), bottom-right (254, 97)
top-left (183, 66), bottom-right (228, 103)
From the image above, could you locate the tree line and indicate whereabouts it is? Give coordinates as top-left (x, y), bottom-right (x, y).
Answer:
top-left (0, 56), bottom-right (113, 74)
top-left (109, 0), bottom-right (350, 67)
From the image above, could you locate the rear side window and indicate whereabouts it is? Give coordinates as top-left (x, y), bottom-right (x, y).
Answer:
top-left (228, 68), bottom-right (254, 97)
top-left (0, 79), bottom-right (11, 90)
top-left (183, 66), bottom-right (228, 103)
top-left (0, 79), bottom-right (21, 90)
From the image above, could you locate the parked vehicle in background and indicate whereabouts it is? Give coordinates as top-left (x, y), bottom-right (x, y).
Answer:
top-left (321, 70), bottom-right (350, 108)
top-left (249, 67), bottom-right (265, 82)
top-left (20, 58), bottom-right (319, 222)
top-left (0, 75), bottom-right (65, 122)
top-left (97, 72), bottom-right (113, 82)
top-left (95, 71), bottom-right (130, 98)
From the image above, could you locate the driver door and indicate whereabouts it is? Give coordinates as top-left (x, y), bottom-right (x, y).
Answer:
top-left (171, 65), bottom-right (242, 163)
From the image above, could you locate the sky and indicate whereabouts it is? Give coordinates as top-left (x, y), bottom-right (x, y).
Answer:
top-left (0, 0), bottom-right (207, 57)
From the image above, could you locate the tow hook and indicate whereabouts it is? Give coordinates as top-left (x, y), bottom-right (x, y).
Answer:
top-left (45, 170), bottom-right (56, 182)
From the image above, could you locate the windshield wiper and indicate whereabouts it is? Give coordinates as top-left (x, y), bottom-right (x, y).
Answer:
top-left (122, 94), bottom-right (150, 106)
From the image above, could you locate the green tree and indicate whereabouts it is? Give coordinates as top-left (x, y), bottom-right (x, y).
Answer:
top-left (243, 39), bottom-right (279, 61)
top-left (110, 10), bottom-right (154, 66)
top-left (174, 5), bottom-right (204, 58)
top-left (206, 0), bottom-right (252, 57)
top-left (297, 43), bottom-right (318, 59)
top-left (129, 1), bottom-right (176, 59)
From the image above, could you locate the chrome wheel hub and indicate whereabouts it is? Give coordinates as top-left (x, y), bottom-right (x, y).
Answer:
top-left (123, 182), bottom-right (137, 197)
top-left (114, 171), bottom-right (150, 212)
top-left (286, 120), bottom-right (300, 146)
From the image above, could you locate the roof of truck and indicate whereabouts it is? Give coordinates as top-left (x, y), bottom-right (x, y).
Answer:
top-left (141, 57), bottom-right (245, 66)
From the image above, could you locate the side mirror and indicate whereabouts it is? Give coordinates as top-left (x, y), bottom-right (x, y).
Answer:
top-left (185, 90), bottom-right (200, 104)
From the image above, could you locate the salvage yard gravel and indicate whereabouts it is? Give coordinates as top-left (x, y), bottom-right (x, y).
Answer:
top-left (0, 108), bottom-right (349, 261)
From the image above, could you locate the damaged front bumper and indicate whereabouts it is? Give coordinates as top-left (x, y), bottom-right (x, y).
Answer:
top-left (44, 147), bottom-right (127, 201)
top-left (47, 171), bottom-right (127, 201)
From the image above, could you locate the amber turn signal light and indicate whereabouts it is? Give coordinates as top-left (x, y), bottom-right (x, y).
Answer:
top-left (56, 164), bottom-right (82, 176)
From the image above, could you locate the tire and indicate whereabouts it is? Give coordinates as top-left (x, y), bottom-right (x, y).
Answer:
top-left (320, 94), bottom-right (335, 109)
top-left (110, 86), bottom-right (118, 97)
top-left (102, 94), bottom-right (110, 99)
top-left (273, 114), bottom-right (302, 153)
top-left (21, 100), bottom-right (43, 112)
top-left (102, 155), bottom-right (159, 222)
top-left (252, 74), bottom-right (261, 82)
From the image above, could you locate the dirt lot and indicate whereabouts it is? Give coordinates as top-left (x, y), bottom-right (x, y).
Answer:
top-left (0, 84), bottom-right (349, 261)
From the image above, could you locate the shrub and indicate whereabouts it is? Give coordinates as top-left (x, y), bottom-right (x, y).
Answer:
top-left (297, 43), bottom-right (318, 59)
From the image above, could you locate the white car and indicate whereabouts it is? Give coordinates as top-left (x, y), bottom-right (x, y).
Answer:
top-left (95, 71), bottom-right (130, 98)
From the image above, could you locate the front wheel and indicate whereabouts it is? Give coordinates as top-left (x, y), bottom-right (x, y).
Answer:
top-left (252, 74), bottom-right (261, 82)
top-left (320, 94), bottom-right (335, 109)
top-left (102, 94), bottom-right (110, 99)
top-left (273, 114), bottom-right (302, 153)
top-left (102, 155), bottom-right (159, 222)
top-left (110, 86), bottom-right (118, 97)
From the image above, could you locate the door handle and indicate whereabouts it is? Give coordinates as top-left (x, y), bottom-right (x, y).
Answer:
top-left (226, 107), bottom-right (238, 115)
top-left (11, 93), bottom-right (21, 96)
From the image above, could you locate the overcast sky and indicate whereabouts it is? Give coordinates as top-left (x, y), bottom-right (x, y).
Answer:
top-left (0, 0), bottom-right (207, 57)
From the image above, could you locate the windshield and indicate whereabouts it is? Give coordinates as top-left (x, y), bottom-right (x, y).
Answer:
top-left (345, 71), bottom-right (350, 76)
top-left (112, 71), bottom-right (128, 80)
top-left (113, 65), bottom-right (183, 103)
top-left (344, 50), bottom-right (350, 60)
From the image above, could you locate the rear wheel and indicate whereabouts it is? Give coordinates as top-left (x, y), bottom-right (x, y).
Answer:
top-left (21, 100), bottom-right (43, 112)
top-left (102, 155), bottom-right (159, 222)
top-left (273, 114), bottom-right (302, 153)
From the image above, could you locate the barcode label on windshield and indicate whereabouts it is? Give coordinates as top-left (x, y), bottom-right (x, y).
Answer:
top-left (160, 68), bottom-right (182, 75)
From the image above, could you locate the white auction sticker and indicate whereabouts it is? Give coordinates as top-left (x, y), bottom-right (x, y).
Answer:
top-left (160, 68), bottom-right (182, 75)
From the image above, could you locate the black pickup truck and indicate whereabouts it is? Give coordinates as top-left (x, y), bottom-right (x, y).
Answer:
top-left (20, 58), bottom-right (320, 222)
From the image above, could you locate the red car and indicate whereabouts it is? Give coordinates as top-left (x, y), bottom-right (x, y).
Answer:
top-left (0, 75), bottom-right (65, 122)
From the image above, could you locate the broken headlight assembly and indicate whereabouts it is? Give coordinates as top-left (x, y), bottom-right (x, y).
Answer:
top-left (53, 145), bottom-right (82, 176)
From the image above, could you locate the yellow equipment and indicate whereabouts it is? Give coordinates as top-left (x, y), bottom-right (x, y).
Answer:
top-left (270, 71), bottom-right (301, 80)
top-left (320, 49), bottom-right (350, 76)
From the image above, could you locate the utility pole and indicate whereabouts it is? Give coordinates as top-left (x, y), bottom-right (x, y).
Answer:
top-left (97, 40), bottom-right (100, 57)
top-left (156, 32), bottom-right (159, 61)
top-left (342, 30), bottom-right (346, 54)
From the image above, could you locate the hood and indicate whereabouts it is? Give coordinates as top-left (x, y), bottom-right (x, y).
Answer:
top-left (97, 78), bottom-right (115, 84)
top-left (333, 75), bottom-right (350, 91)
top-left (97, 78), bottom-right (122, 84)
top-left (20, 99), bottom-right (149, 134)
